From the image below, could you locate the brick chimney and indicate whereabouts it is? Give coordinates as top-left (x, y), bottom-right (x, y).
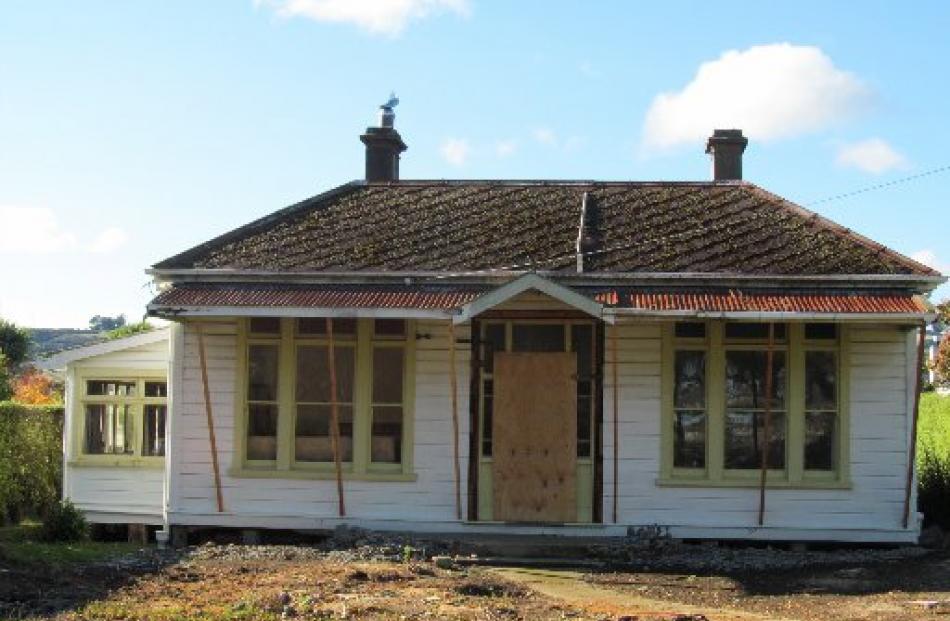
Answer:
top-left (705, 129), bottom-right (748, 181)
top-left (360, 95), bottom-right (407, 182)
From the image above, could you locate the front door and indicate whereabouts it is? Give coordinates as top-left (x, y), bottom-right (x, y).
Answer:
top-left (492, 352), bottom-right (578, 523)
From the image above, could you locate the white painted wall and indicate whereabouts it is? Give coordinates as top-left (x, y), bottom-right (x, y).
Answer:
top-left (602, 321), bottom-right (918, 542)
top-left (64, 338), bottom-right (169, 524)
top-left (167, 318), bottom-right (471, 529)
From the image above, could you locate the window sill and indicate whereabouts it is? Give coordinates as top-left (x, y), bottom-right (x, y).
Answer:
top-left (656, 477), bottom-right (851, 490)
top-left (69, 457), bottom-right (164, 469)
top-left (228, 467), bottom-right (417, 482)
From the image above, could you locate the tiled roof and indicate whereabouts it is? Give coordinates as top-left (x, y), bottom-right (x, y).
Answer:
top-left (152, 181), bottom-right (938, 277)
top-left (595, 289), bottom-right (928, 314)
top-left (148, 284), bottom-right (485, 310)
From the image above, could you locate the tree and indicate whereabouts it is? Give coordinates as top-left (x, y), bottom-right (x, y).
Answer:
top-left (934, 333), bottom-right (950, 388)
top-left (12, 366), bottom-right (61, 405)
top-left (0, 353), bottom-right (11, 401)
top-left (0, 319), bottom-right (31, 368)
top-left (89, 314), bottom-right (126, 332)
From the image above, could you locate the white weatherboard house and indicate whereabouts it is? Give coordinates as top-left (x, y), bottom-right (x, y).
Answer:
top-left (56, 106), bottom-right (945, 544)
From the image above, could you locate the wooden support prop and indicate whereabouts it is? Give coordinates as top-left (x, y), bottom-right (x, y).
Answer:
top-left (448, 321), bottom-right (462, 520)
top-left (326, 318), bottom-right (346, 517)
top-left (902, 322), bottom-right (927, 529)
top-left (757, 323), bottom-right (775, 526)
top-left (197, 324), bottom-right (224, 513)
top-left (610, 326), bottom-right (619, 524)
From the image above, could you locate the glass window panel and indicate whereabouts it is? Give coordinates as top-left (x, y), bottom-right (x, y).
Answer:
top-left (85, 404), bottom-right (131, 455)
top-left (805, 351), bottom-right (837, 410)
top-left (725, 411), bottom-right (786, 470)
top-left (86, 380), bottom-right (136, 396)
top-left (571, 324), bottom-right (593, 377)
top-left (295, 345), bottom-right (355, 403)
top-left (674, 351), bottom-right (706, 409)
top-left (143, 405), bottom-right (166, 457)
top-left (724, 323), bottom-right (787, 341)
top-left (371, 405), bottom-right (403, 463)
top-left (725, 351), bottom-right (786, 409)
top-left (674, 411), bottom-right (706, 469)
top-left (512, 324), bottom-right (565, 352)
top-left (805, 411), bottom-right (837, 471)
top-left (482, 324), bottom-right (506, 373)
top-left (84, 404), bottom-right (107, 454)
top-left (576, 397), bottom-right (592, 458)
top-left (249, 317), bottom-right (281, 335)
top-left (294, 404), bottom-right (353, 462)
top-left (372, 347), bottom-right (404, 403)
top-left (374, 319), bottom-right (406, 338)
top-left (247, 403), bottom-right (278, 460)
top-left (805, 323), bottom-right (837, 340)
top-left (675, 322), bottom-right (706, 339)
top-left (247, 344), bottom-right (279, 401)
top-left (482, 393), bottom-right (493, 457)
top-left (296, 317), bottom-right (357, 337)
top-left (144, 381), bottom-right (167, 398)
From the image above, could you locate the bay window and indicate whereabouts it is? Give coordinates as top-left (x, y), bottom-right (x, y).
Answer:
top-left (78, 377), bottom-right (167, 464)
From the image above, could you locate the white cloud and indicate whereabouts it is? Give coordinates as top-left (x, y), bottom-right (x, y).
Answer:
top-left (440, 137), bottom-right (469, 166)
top-left (0, 205), bottom-right (77, 254)
top-left (88, 227), bottom-right (129, 254)
top-left (911, 249), bottom-right (950, 275)
top-left (642, 43), bottom-right (871, 150)
top-left (257, 0), bottom-right (470, 35)
top-left (495, 139), bottom-right (517, 158)
top-left (533, 127), bottom-right (558, 147)
top-left (835, 138), bottom-right (907, 174)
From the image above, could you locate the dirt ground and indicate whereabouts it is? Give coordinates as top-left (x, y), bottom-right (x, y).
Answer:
top-left (2, 542), bottom-right (950, 621)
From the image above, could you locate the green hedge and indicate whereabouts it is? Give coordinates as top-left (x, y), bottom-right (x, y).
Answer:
top-left (0, 403), bottom-right (63, 525)
top-left (918, 393), bottom-right (950, 530)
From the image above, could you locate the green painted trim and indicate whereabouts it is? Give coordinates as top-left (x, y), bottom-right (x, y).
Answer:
top-left (787, 323), bottom-right (806, 481)
top-left (707, 322), bottom-right (725, 481)
top-left (656, 477), bottom-right (852, 490)
top-left (69, 458), bottom-right (164, 469)
top-left (228, 467), bottom-right (417, 482)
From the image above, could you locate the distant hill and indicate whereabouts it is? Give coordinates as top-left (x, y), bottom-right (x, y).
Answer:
top-left (28, 328), bottom-right (104, 359)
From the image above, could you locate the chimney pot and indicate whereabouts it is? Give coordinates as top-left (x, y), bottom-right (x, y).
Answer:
top-left (360, 97), bottom-right (407, 182)
top-left (705, 129), bottom-right (748, 181)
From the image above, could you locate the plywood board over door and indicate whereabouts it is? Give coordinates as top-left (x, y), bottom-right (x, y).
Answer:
top-left (492, 352), bottom-right (577, 523)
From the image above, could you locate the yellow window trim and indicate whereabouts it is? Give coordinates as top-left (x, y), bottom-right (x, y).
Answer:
top-left (660, 321), bottom-right (851, 488)
top-left (72, 368), bottom-right (168, 467)
top-left (232, 317), bottom-right (416, 480)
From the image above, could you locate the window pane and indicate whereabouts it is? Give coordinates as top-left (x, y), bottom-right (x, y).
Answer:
top-left (249, 317), bottom-right (281, 334)
top-left (482, 380), bottom-right (493, 457)
top-left (805, 323), bottom-right (837, 340)
top-left (725, 351), bottom-right (786, 409)
top-left (84, 404), bottom-right (106, 454)
top-left (512, 324), bottom-right (565, 352)
top-left (571, 324), bottom-right (593, 377)
top-left (805, 351), bottom-right (837, 410)
top-left (247, 344), bottom-right (279, 401)
top-left (87, 380), bottom-right (136, 396)
top-left (295, 345), bottom-right (355, 403)
top-left (374, 319), bottom-right (406, 338)
top-left (372, 405), bottom-right (403, 463)
top-left (725, 411), bottom-right (786, 469)
top-left (725, 323), bottom-right (787, 341)
top-left (247, 403), bottom-right (278, 460)
top-left (675, 322), bottom-right (706, 339)
top-left (372, 347), bottom-right (404, 403)
top-left (674, 351), bottom-right (705, 409)
top-left (294, 404), bottom-right (353, 462)
top-left (805, 411), bottom-right (837, 471)
top-left (296, 317), bottom-right (357, 337)
top-left (144, 381), bottom-right (167, 398)
top-left (482, 324), bottom-right (506, 373)
top-left (85, 404), bottom-right (131, 454)
top-left (577, 397), bottom-right (592, 458)
top-left (674, 410), bottom-right (706, 468)
top-left (143, 405), bottom-right (166, 457)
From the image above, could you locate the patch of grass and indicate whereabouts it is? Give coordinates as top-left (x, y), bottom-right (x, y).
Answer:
top-left (0, 521), bottom-right (139, 565)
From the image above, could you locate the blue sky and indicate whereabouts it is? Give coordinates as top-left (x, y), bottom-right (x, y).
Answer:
top-left (1, 1), bottom-right (948, 328)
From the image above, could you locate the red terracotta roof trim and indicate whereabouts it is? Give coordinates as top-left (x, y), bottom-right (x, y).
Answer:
top-left (595, 289), bottom-right (927, 314)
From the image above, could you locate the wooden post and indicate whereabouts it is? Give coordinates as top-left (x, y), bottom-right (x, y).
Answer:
top-left (902, 323), bottom-right (927, 529)
top-left (326, 318), bottom-right (346, 517)
top-left (757, 323), bottom-right (775, 526)
top-left (197, 323), bottom-right (224, 513)
top-left (448, 321), bottom-right (462, 520)
top-left (610, 326), bottom-right (619, 524)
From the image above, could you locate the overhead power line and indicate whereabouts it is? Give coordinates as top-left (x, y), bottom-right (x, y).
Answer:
top-left (803, 164), bottom-right (950, 207)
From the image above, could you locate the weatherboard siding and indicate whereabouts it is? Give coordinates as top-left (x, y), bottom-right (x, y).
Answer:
top-left (64, 338), bottom-right (170, 524)
top-left (168, 318), bottom-right (471, 527)
top-left (603, 321), bottom-right (916, 539)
